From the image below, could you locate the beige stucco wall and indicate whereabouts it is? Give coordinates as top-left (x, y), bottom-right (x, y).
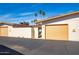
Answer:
top-left (34, 27), bottom-right (38, 39)
top-left (8, 26), bottom-right (32, 38)
top-left (42, 15), bottom-right (79, 41)
top-left (0, 25), bottom-right (8, 36)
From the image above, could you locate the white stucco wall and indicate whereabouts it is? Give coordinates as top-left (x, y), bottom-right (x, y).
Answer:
top-left (42, 25), bottom-right (45, 39)
top-left (41, 15), bottom-right (79, 41)
top-left (34, 27), bottom-right (38, 39)
top-left (8, 26), bottom-right (32, 38)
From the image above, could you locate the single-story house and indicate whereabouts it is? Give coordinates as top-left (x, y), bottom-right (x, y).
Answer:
top-left (0, 11), bottom-right (79, 41)
top-left (36, 11), bottom-right (79, 41)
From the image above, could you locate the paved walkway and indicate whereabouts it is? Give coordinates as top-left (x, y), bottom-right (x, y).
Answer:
top-left (0, 37), bottom-right (79, 55)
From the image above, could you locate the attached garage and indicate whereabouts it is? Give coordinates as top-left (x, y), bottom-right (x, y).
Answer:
top-left (45, 24), bottom-right (68, 40)
top-left (36, 11), bottom-right (79, 41)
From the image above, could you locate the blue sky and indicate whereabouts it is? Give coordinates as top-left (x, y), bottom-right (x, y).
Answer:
top-left (0, 3), bottom-right (79, 24)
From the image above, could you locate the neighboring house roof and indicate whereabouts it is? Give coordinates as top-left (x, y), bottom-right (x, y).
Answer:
top-left (0, 22), bottom-right (30, 28)
top-left (36, 11), bottom-right (79, 24)
top-left (12, 24), bottom-right (30, 28)
top-left (0, 22), bottom-right (14, 26)
top-left (0, 22), bottom-right (40, 28)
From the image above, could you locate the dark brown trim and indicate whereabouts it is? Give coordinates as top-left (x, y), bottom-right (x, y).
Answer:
top-left (0, 26), bottom-right (8, 28)
top-left (13, 26), bottom-right (32, 28)
top-left (33, 25), bottom-right (41, 28)
top-left (46, 24), bottom-right (68, 26)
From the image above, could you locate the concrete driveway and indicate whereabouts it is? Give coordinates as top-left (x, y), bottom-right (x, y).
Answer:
top-left (0, 37), bottom-right (79, 55)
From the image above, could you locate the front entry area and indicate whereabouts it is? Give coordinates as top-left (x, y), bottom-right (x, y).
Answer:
top-left (45, 24), bottom-right (68, 41)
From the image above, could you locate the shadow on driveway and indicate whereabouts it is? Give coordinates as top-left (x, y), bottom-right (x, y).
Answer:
top-left (0, 45), bottom-right (23, 55)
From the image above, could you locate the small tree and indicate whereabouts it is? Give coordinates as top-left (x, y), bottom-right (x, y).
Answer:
top-left (20, 21), bottom-right (29, 25)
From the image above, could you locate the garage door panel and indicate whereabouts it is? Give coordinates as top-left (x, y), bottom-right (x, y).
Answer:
top-left (0, 27), bottom-right (8, 36)
top-left (46, 24), bottom-right (68, 40)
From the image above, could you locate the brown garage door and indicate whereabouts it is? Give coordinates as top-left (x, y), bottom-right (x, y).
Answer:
top-left (45, 24), bottom-right (68, 40)
top-left (0, 27), bottom-right (8, 36)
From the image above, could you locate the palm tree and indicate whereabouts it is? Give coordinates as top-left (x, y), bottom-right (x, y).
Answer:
top-left (31, 10), bottom-right (46, 25)
top-left (31, 13), bottom-right (38, 25)
top-left (34, 13), bottom-right (38, 17)
top-left (39, 9), bottom-right (43, 15)
top-left (38, 9), bottom-right (46, 19)
top-left (42, 11), bottom-right (45, 16)
top-left (31, 19), bottom-right (37, 24)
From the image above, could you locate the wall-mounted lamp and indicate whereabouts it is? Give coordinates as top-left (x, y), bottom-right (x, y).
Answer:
top-left (72, 29), bottom-right (76, 32)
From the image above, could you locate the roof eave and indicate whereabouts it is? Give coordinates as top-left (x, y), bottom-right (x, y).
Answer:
top-left (36, 11), bottom-right (79, 24)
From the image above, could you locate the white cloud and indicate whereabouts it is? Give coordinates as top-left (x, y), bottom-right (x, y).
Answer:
top-left (19, 12), bottom-right (34, 16)
top-left (0, 14), bottom-right (19, 23)
top-left (0, 14), bottom-right (11, 19)
top-left (0, 13), bottom-right (34, 23)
